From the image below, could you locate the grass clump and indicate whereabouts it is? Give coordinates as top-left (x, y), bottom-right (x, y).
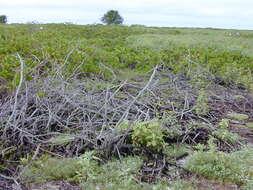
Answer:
top-left (184, 147), bottom-right (253, 186)
top-left (164, 144), bottom-right (191, 160)
top-left (21, 152), bottom-right (169, 190)
top-left (20, 156), bottom-right (81, 183)
top-left (214, 118), bottom-right (241, 144)
top-left (78, 152), bottom-right (168, 190)
top-left (194, 89), bottom-right (209, 116)
top-left (212, 128), bottom-right (241, 144)
top-left (228, 113), bottom-right (249, 121)
top-left (80, 155), bottom-right (141, 190)
top-left (218, 119), bottom-right (229, 128)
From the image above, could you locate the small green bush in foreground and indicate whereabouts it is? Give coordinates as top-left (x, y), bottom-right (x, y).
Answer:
top-left (20, 156), bottom-right (81, 183)
top-left (184, 147), bottom-right (253, 186)
top-left (21, 152), bottom-right (169, 190)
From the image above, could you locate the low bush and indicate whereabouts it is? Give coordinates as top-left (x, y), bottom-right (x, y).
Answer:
top-left (184, 147), bottom-right (253, 186)
top-left (132, 120), bottom-right (165, 151)
top-left (20, 156), bottom-right (81, 183)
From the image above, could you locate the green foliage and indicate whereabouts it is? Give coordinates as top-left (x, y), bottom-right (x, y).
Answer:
top-left (0, 15), bottom-right (7, 24)
top-left (37, 92), bottom-right (46, 98)
top-left (1, 24), bottom-right (253, 92)
top-left (228, 113), bottom-right (249, 121)
top-left (161, 114), bottom-right (184, 138)
top-left (116, 120), bottom-right (132, 131)
top-left (193, 143), bottom-right (206, 151)
top-left (1, 24), bottom-right (253, 189)
top-left (20, 156), bottom-right (81, 183)
top-left (129, 33), bottom-right (253, 90)
top-left (76, 151), bottom-right (101, 181)
top-left (245, 122), bottom-right (253, 128)
top-left (169, 180), bottom-right (195, 190)
top-left (164, 144), bottom-right (191, 159)
top-left (214, 119), bottom-right (241, 144)
top-left (80, 156), bottom-right (144, 190)
top-left (194, 89), bottom-right (209, 116)
top-left (184, 147), bottom-right (253, 185)
top-left (218, 119), bottom-right (229, 128)
top-left (101, 10), bottom-right (124, 25)
top-left (132, 120), bottom-right (165, 151)
top-left (77, 152), bottom-right (169, 190)
top-left (21, 152), bottom-right (168, 189)
top-left (212, 128), bottom-right (241, 144)
top-left (188, 65), bottom-right (212, 88)
top-left (207, 136), bottom-right (217, 152)
top-left (48, 134), bottom-right (75, 145)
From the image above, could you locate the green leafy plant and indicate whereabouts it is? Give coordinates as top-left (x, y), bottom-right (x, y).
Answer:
top-left (164, 144), bottom-right (191, 159)
top-left (194, 89), bottom-right (209, 116)
top-left (218, 119), bottom-right (229, 128)
top-left (213, 128), bottom-right (241, 144)
top-left (116, 120), bottom-right (132, 131)
top-left (78, 154), bottom-right (169, 190)
top-left (1, 24), bottom-right (253, 92)
top-left (161, 114), bottom-right (185, 138)
top-left (214, 119), bottom-right (240, 144)
top-left (132, 120), bottom-right (165, 151)
top-left (193, 143), bottom-right (206, 151)
top-left (80, 156), bottom-right (143, 190)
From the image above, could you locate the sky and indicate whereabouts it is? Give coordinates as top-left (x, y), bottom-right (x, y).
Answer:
top-left (0, 0), bottom-right (253, 30)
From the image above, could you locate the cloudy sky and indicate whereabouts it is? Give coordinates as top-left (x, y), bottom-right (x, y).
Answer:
top-left (0, 0), bottom-right (253, 29)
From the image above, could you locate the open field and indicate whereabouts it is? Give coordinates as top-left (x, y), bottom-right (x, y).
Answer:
top-left (0, 24), bottom-right (253, 189)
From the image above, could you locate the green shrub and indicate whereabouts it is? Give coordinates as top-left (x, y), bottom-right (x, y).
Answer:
top-left (1, 24), bottom-right (253, 92)
top-left (161, 114), bottom-right (185, 138)
top-left (194, 89), bottom-right (209, 116)
top-left (132, 120), bottom-right (165, 151)
top-left (164, 144), bottom-right (191, 159)
top-left (212, 128), bottom-right (241, 144)
top-left (20, 156), bottom-right (81, 183)
top-left (184, 147), bottom-right (253, 185)
top-left (21, 152), bottom-right (169, 189)
top-left (78, 153), bottom-right (168, 190)
top-left (218, 119), bottom-right (229, 128)
top-left (80, 156), bottom-right (142, 190)
top-left (116, 120), bottom-right (132, 131)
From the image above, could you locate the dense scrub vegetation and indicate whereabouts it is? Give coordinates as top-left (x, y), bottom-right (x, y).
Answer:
top-left (0, 24), bottom-right (253, 189)
top-left (1, 24), bottom-right (253, 92)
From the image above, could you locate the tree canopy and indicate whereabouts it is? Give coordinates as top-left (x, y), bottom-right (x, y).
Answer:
top-left (0, 15), bottom-right (7, 24)
top-left (101, 10), bottom-right (124, 25)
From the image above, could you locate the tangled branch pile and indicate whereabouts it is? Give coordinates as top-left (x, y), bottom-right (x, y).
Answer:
top-left (1, 65), bottom-right (253, 189)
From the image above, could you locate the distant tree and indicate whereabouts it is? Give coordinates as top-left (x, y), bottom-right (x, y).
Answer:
top-left (0, 15), bottom-right (7, 24)
top-left (101, 10), bottom-right (123, 25)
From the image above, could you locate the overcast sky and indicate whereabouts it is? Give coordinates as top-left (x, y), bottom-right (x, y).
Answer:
top-left (1, 0), bottom-right (253, 29)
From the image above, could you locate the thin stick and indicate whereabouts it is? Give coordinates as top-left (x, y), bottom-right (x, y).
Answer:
top-left (116, 66), bottom-right (158, 126)
top-left (9, 53), bottom-right (24, 123)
